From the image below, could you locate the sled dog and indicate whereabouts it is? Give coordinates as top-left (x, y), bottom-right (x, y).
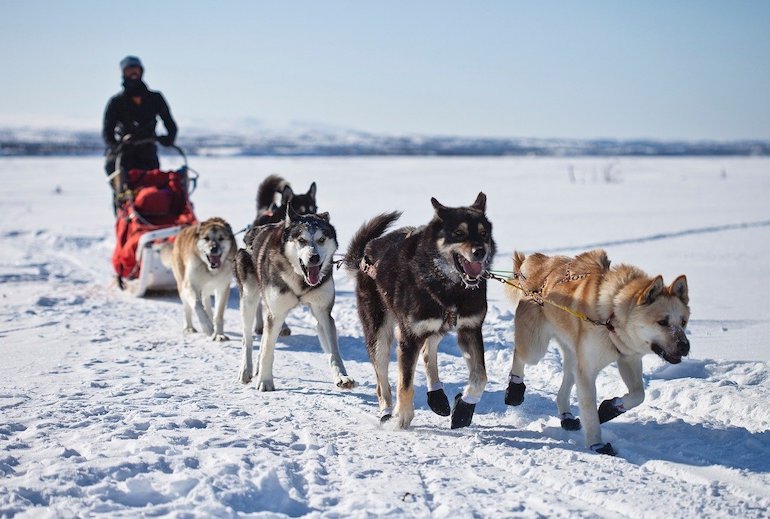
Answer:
top-left (167, 217), bottom-right (237, 340)
top-left (235, 210), bottom-right (355, 390)
top-left (248, 174), bottom-right (318, 232)
top-left (344, 193), bottom-right (495, 429)
top-left (504, 249), bottom-right (690, 455)
top-left (244, 174), bottom-right (319, 336)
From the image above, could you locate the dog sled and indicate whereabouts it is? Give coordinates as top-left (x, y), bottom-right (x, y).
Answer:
top-left (108, 138), bottom-right (198, 296)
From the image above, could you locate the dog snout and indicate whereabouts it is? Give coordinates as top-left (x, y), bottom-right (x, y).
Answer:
top-left (209, 241), bottom-right (220, 254)
top-left (674, 328), bottom-right (690, 356)
top-left (471, 246), bottom-right (486, 261)
top-left (309, 253), bottom-right (321, 265)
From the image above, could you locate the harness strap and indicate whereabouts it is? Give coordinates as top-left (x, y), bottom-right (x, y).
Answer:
top-left (485, 271), bottom-right (615, 333)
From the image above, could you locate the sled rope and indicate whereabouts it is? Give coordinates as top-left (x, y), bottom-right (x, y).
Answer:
top-left (233, 224), bottom-right (250, 236)
top-left (484, 271), bottom-right (615, 332)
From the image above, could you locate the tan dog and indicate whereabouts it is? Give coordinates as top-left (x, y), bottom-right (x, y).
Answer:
top-left (168, 217), bottom-right (236, 340)
top-left (504, 249), bottom-right (690, 455)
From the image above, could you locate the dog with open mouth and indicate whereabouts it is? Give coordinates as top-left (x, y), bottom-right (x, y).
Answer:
top-left (503, 249), bottom-right (690, 455)
top-left (344, 193), bottom-right (495, 429)
top-left (165, 217), bottom-right (237, 340)
top-left (235, 210), bottom-right (355, 391)
top-left (244, 174), bottom-right (319, 337)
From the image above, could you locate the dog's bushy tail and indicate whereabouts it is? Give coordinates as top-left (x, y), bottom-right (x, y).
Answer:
top-left (506, 251), bottom-right (528, 307)
top-left (343, 212), bottom-right (402, 271)
top-left (256, 174), bottom-right (290, 212)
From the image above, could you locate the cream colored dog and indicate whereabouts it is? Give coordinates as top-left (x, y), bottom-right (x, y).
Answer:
top-left (504, 249), bottom-right (690, 456)
top-left (167, 217), bottom-right (236, 340)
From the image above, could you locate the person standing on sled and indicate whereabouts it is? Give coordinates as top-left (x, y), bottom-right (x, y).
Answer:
top-left (102, 56), bottom-right (177, 176)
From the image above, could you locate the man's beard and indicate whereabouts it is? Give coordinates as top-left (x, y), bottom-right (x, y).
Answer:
top-left (122, 78), bottom-right (147, 96)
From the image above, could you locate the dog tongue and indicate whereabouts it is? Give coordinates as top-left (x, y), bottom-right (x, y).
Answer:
top-left (307, 265), bottom-right (321, 285)
top-left (463, 261), bottom-right (483, 278)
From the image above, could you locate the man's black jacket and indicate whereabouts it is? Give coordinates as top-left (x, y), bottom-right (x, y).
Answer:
top-left (102, 88), bottom-right (177, 148)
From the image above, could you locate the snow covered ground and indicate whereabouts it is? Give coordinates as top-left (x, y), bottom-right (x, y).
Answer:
top-left (1, 155), bottom-right (769, 517)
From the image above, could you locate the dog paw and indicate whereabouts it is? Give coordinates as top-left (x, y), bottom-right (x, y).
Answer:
top-left (590, 442), bottom-right (617, 456)
top-left (238, 371), bottom-right (252, 385)
top-left (211, 333), bottom-right (230, 342)
top-left (183, 326), bottom-right (197, 334)
top-left (427, 388), bottom-right (451, 416)
top-left (335, 376), bottom-right (357, 389)
top-left (598, 397), bottom-right (626, 423)
top-left (560, 413), bottom-right (581, 431)
top-left (450, 393), bottom-right (476, 429)
top-left (393, 407), bottom-right (414, 429)
top-left (279, 324), bottom-right (291, 337)
top-left (380, 413), bottom-right (393, 424)
top-left (504, 380), bottom-right (526, 406)
top-left (256, 379), bottom-right (275, 392)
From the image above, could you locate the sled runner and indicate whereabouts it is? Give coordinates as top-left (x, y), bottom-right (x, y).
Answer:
top-left (108, 139), bottom-right (198, 296)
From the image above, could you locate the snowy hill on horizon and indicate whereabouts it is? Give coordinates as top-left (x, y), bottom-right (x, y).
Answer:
top-left (1, 117), bottom-right (769, 157)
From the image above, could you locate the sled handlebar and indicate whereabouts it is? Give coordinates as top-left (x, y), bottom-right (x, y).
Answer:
top-left (108, 137), bottom-right (196, 195)
top-left (115, 136), bottom-right (188, 165)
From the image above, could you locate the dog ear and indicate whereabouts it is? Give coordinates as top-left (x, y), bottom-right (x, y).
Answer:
top-left (307, 182), bottom-right (317, 199)
top-left (639, 275), bottom-right (665, 305)
top-left (431, 197), bottom-right (447, 220)
top-left (316, 211), bottom-right (330, 221)
top-left (668, 275), bottom-right (689, 305)
top-left (471, 192), bottom-right (486, 212)
top-left (194, 222), bottom-right (201, 236)
top-left (281, 185), bottom-right (294, 205)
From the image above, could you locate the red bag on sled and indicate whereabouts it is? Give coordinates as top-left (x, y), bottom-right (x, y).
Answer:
top-left (112, 168), bottom-right (197, 280)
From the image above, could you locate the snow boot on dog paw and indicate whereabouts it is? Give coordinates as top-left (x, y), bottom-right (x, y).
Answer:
top-left (591, 442), bottom-right (617, 456)
top-left (427, 388), bottom-right (451, 416)
top-left (560, 412), bottom-right (581, 431)
top-left (598, 397), bottom-right (626, 423)
top-left (450, 393), bottom-right (476, 429)
top-left (504, 375), bottom-right (526, 406)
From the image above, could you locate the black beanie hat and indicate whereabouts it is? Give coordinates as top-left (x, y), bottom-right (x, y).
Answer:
top-left (120, 56), bottom-right (143, 72)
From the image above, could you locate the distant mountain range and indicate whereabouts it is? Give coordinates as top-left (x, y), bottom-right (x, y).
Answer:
top-left (1, 123), bottom-right (768, 157)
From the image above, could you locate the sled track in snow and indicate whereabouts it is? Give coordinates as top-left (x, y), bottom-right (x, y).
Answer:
top-left (537, 219), bottom-right (770, 254)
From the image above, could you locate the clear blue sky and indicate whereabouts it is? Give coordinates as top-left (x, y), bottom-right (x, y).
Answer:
top-left (2, 1), bottom-right (769, 140)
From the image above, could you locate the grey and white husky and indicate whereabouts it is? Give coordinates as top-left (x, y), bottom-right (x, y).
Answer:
top-left (344, 193), bottom-right (496, 429)
top-left (235, 210), bottom-right (356, 391)
top-left (244, 174), bottom-right (319, 337)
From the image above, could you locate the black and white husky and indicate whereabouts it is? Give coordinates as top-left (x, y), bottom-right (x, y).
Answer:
top-left (235, 210), bottom-right (356, 391)
top-left (244, 174), bottom-right (319, 337)
top-left (344, 193), bottom-right (496, 429)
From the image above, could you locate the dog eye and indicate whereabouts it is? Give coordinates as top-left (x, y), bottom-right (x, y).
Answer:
top-left (681, 319), bottom-right (687, 327)
top-left (657, 318), bottom-right (669, 327)
top-left (317, 236), bottom-right (326, 244)
top-left (479, 229), bottom-right (488, 238)
top-left (297, 238), bottom-right (307, 245)
top-left (452, 230), bottom-right (466, 239)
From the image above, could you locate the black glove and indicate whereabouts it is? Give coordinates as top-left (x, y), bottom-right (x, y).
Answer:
top-left (157, 134), bottom-right (174, 146)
